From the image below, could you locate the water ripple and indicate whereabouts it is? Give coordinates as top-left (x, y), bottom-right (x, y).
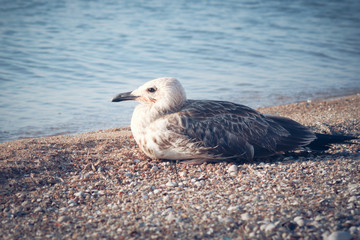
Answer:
top-left (0, 0), bottom-right (359, 142)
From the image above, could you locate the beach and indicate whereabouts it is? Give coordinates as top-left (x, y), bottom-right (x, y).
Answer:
top-left (1, 94), bottom-right (359, 239)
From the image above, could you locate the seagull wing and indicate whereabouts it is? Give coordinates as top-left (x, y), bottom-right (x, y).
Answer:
top-left (167, 100), bottom-right (315, 161)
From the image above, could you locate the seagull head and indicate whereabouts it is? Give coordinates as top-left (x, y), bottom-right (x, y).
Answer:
top-left (112, 77), bottom-right (187, 112)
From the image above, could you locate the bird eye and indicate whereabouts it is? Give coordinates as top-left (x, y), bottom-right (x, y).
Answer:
top-left (147, 87), bottom-right (156, 93)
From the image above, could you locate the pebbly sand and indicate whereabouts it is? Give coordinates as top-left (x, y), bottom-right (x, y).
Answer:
top-left (1, 94), bottom-right (359, 239)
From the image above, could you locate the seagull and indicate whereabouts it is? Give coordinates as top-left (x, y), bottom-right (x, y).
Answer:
top-left (112, 77), bottom-right (357, 164)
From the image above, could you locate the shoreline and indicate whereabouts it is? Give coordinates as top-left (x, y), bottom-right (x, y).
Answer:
top-left (2, 90), bottom-right (359, 144)
top-left (1, 94), bottom-right (359, 239)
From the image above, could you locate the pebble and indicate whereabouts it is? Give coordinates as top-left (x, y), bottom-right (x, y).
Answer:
top-left (227, 165), bottom-right (238, 173)
top-left (162, 196), bottom-right (170, 202)
top-left (207, 228), bottom-right (214, 235)
top-left (74, 192), bottom-right (85, 198)
top-left (229, 171), bottom-right (237, 177)
top-left (151, 166), bottom-right (159, 172)
top-left (248, 232), bottom-right (256, 238)
top-left (68, 200), bottom-right (77, 207)
top-left (82, 173), bottom-right (91, 180)
top-left (326, 231), bottom-right (352, 240)
top-left (166, 212), bottom-right (176, 222)
top-left (264, 223), bottom-right (276, 232)
top-left (241, 212), bottom-right (251, 221)
top-left (166, 181), bottom-right (178, 187)
top-left (97, 190), bottom-right (105, 195)
top-left (194, 181), bottom-right (203, 187)
top-left (124, 172), bottom-right (133, 177)
top-left (348, 196), bottom-right (357, 202)
top-left (153, 189), bottom-right (161, 194)
top-left (58, 216), bottom-right (69, 223)
top-left (218, 216), bottom-right (234, 224)
top-left (33, 207), bottom-right (43, 213)
top-left (16, 192), bottom-right (25, 199)
top-left (347, 183), bottom-right (359, 192)
top-left (349, 226), bottom-right (358, 235)
top-left (59, 207), bottom-right (68, 212)
top-left (21, 201), bottom-right (30, 208)
top-left (293, 216), bottom-right (305, 227)
top-left (227, 206), bottom-right (242, 212)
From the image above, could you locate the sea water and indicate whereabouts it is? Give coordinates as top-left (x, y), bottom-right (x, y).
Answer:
top-left (1, 0), bottom-right (359, 142)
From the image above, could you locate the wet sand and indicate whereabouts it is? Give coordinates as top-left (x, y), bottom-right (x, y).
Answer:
top-left (1, 94), bottom-right (359, 239)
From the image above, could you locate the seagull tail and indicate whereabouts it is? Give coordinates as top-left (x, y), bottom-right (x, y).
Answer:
top-left (306, 133), bottom-right (358, 151)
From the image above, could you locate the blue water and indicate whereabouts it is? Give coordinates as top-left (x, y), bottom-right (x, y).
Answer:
top-left (1, 0), bottom-right (359, 142)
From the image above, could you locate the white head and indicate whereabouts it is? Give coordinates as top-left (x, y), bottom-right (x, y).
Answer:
top-left (112, 77), bottom-right (187, 112)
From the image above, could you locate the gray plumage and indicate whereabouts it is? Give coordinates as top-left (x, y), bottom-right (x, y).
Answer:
top-left (168, 100), bottom-right (315, 161)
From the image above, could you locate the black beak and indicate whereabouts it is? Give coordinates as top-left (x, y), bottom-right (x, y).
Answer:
top-left (111, 91), bottom-right (137, 102)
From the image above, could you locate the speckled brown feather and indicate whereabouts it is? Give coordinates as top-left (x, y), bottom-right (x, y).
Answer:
top-left (163, 100), bottom-right (316, 161)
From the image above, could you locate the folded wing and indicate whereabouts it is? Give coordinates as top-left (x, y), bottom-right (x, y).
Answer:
top-left (167, 100), bottom-right (315, 161)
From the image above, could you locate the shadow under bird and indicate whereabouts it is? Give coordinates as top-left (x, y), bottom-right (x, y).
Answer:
top-left (112, 77), bottom-right (357, 164)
